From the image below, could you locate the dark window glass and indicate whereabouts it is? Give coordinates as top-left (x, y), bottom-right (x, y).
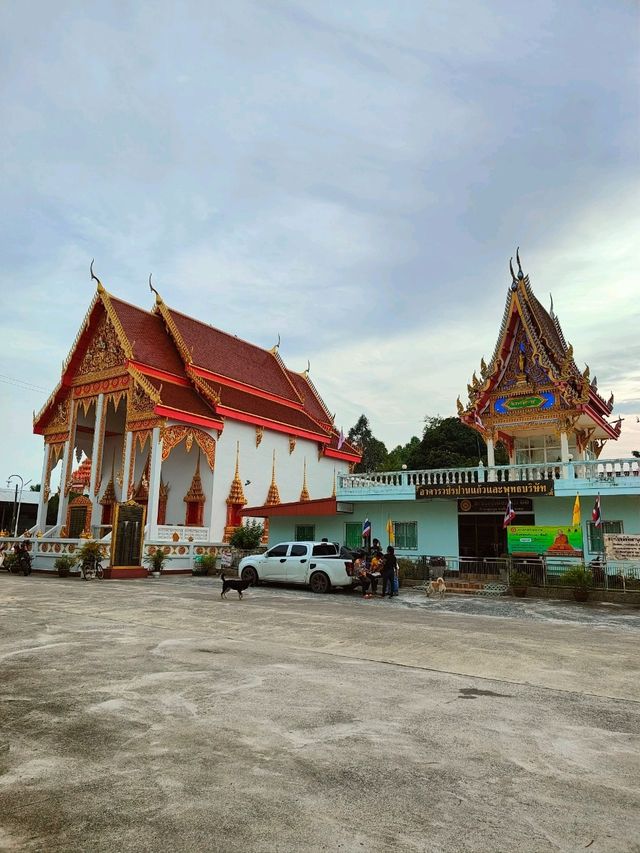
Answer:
top-left (587, 520), bottom-right (622, 552)
top-left (267, 544), bottom-right (288, 558)
top-left (295, 524), bottom-right (315, 541)
top-left (290, 544), bottom-right (307, 557)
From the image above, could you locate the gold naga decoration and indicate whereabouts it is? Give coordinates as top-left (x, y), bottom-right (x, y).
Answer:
top-left (255, 425), bottom-right (264, 447)
top-left (161, 425), bottom-right (216, 471)
top-left (289, 436), bottom-right (296, 454)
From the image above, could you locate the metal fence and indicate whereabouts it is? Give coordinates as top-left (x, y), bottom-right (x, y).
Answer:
top-left (396, 554), bottom-right (640, 591)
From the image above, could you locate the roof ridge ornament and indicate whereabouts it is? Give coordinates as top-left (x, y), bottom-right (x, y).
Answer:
top-left (270, 333), bottom-right (281, 355)
top-left (509, 257), bottom-right (517, 289)
top-left (90, 259), bottom-right (105, 293)
top-left (148, 273), bottom-right (163, 305)
top-left (516, 247), bottom-right (524, 280)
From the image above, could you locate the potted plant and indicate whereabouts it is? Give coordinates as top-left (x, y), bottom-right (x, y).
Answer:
top-left (509, 570), bottom-right (530, 598)
top-left (192, 553), bottom-right (217, 576)
top-left (145, 547), bottom-right (167, 578)
top-left (561, 563), bottom-right (593, 602)
top-left (229, 520), bottom-right (264, 551)
top-left (54, 555), bottom-right (76, 578)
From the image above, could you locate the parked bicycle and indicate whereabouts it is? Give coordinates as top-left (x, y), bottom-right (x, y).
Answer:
top-left (80, 554), bottom-right (104, 580)
top-left (13, 542), bottom-right (32, 576)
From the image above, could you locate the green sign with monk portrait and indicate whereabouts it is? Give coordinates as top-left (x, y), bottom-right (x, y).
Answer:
top-left (507, 525), bottom-right (583, 556)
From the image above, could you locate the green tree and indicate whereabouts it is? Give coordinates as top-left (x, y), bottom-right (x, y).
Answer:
top-left (383, 436), bottom-right (421, 471)
top-left (407, 416), bottom-right (508, 470)
top-left (347, 414), bottom-right (388, 473)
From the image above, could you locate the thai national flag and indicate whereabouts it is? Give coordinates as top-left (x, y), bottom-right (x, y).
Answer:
top-left (592, 494), bottom-right (601, 528)
top-left (337, 428), bottom-right (345, 451)
top-left (503, 498), bottom-right (516, 529)
top-left (362, 518), bottom-right (371, 540)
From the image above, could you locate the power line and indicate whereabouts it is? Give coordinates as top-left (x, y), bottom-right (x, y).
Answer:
top-left (0, 374), bottom-right (48, 393)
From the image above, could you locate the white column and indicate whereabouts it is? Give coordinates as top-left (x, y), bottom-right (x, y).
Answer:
top-left (89, 394), bottom-right (105, 528)
top-left (56, 440), bottom-right (71, 528)
top-left (146, 426), bottom-right (163, 540)
top-left (560, 430), bottom-right (570, 479)
top-left (486, 437), bottom-right (496, 482)
top-left (120, 431), bottom-right (133, 500)
top-left (35, 443), bottom-right (50, 533)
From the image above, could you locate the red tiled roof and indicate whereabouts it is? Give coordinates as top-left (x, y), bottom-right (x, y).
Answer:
top-left (286, 371), bottom-right (333, 426)
top-left (145, 377), bottom-right (217, 420)
top-left (71, 457), bottom-right (92, 486)
top-left (110, 297), bottom-right (186, 378)
top-left (207, 381), bottom-right (329, 437)
top-left (165, 308), bottom-right (300, 403)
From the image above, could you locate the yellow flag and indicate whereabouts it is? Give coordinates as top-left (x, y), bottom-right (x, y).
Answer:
top-left (572, 495), bottom-right (581, 526)
top-left (386, 517), bottom-right (395, 544)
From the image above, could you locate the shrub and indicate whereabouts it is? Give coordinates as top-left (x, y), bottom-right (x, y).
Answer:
top-left (54, 555), bottom-right (76, 577)
top-left (509, 570), bottom-right (531, 588)
top-left (145, 547), bottom-right (168, 573)
top-left (195, 554), bottom-right (218, 576)
top-left (4, 553), bottom-right (18, 574)
top-left (77, 539), bottom-right (106, 563)
top-left (229, 521), bottom-right (264, 550)
top-left (560, 564), bottom-right (593, 588)
top-left (397, 557), bottom-right (418, 581)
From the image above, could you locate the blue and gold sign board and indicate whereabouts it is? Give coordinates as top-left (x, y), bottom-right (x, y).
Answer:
top-left (495, 392), bottom-right (554, 414)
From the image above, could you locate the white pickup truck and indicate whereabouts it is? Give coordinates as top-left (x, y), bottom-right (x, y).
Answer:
top-left (238, 541), bottom-right (356, 594)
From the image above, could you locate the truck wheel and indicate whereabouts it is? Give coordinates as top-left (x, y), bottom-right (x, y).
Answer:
top-left (310, 572), bottom-right (330, 594)
top-left (241, 566), bottom-right (259, 586)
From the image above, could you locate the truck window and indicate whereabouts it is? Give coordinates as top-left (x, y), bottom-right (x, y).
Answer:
top-left (312, 543), bottom-right (338, 557)
top-left (290, 544), bottom-right (307, 557)
top-left (266, 544), bottom-right (288, 558)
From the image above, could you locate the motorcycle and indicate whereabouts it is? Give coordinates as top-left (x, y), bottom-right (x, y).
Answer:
top-left (14, 545), bottom-right (32, 576)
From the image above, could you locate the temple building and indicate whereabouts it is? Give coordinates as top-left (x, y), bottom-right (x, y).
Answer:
top-left (247, 252), bottom-right (639, 564)
top-left (28, 268), bottom-right (360, 574)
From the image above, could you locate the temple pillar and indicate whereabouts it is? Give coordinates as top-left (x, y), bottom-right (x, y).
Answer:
top-left (560, 430), bottom-right (570, 478)
top-left (35, 443), bottom-right (50, 533)
top-left (89, 394), bottom-right (105, 529)
top-left (56, 440), bottom-right (71, 529)
top-left (486, 436), bottom-right (496, 481)
top-left (146, 427), bottom-right (163, 540)
top-left (120, 430), bottom-right (133, 499)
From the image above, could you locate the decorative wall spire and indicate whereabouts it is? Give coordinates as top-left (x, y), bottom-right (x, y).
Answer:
top-left (299, 457), bottom-right (310, 502)
top-left (226, 441), bottom-right (246, 506)
top-left (266, 450), bottom-right (281, 505)
top-left (332, 467), bottom-right (336, 498)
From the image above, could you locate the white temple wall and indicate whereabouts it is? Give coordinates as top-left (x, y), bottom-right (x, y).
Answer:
top-left (210, 420), bottom-right (349, 541)
top-left (160, 439), bottom-right (214, 527)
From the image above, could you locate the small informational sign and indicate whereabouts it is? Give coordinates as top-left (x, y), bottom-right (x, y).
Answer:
top-left (417, 480), bottom-right (554, 499)
top-left (603, 534), bottom-right (640, 560)
top-left (220, 551), bottom-right (233, 569)
top-left (458, 497), bottom-right (533, 514)
top-left (507, 525), bottom-right (583, 556)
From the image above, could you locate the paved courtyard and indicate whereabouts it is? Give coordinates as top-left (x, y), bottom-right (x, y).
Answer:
top-left (1, 576), bottom-right (639, 853)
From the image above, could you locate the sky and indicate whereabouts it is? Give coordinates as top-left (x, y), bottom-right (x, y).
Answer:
top-left (1, 0), bottom-right (639, 485)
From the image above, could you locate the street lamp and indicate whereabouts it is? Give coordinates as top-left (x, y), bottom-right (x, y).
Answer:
top-left (7, 475), bottom-right (32, 538)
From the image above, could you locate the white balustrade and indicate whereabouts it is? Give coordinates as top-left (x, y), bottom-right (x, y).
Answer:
top-left (338, 457), bottom-right (640, 492)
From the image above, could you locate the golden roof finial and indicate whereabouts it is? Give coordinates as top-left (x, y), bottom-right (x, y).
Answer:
top-left (303, 359), bottom-right (310, 377)
top-left (90, 259), bottom-right (105, 294)
top-left (269, 333), bottom-right (281, 355)
top-left (299, 457), bottom-right (310, 502)
top-left (149, 273), bottom-right (163, 305)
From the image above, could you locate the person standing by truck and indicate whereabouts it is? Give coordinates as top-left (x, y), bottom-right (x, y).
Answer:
top-left (382, 546), bottom-right (397, 598)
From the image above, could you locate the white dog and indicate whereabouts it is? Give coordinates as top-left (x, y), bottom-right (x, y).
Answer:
top-left (426, 577), bottom-right (446, 599)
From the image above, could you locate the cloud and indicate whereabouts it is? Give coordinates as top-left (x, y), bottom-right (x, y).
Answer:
top-left (0, 1), bottom-right (638, 481)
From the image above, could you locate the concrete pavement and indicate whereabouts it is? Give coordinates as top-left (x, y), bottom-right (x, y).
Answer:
top-left (1, 576), bottom-right (639, 852)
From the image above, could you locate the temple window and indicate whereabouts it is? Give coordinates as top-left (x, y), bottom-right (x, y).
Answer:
top-left (295, 524), bottom-right (315, 541)
top-left (393, 521), bottom-right (418, 550)
top-left (587, 520), bottom-right (622, 552)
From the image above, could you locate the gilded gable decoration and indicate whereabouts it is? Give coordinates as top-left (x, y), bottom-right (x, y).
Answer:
top-left (161, 425), bottom-right (216, 471)
top-left (76, 315), bottom-right (126, 377)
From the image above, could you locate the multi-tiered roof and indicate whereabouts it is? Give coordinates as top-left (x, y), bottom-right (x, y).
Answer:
top-left (33, 272), bottom-right (361, 463)
top-left (458, 250), bottom-right (619, 453)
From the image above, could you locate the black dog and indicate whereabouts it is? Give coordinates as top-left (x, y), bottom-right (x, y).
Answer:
top-left (220, 573), bottom-right (251, 599)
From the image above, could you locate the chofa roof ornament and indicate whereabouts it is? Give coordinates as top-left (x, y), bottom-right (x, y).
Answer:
top-left (90, 259), bottom-right (104, 293)
top-left (509, 247), bottom-right (525, 290)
